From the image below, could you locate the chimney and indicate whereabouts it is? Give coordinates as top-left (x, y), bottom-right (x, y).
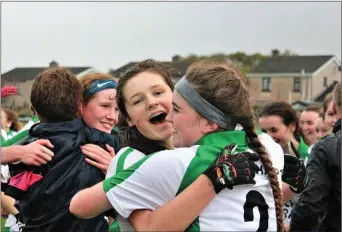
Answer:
top-left (271, 49), bottom-right (280, 57)
top-left (172, 55), bottom-right (181, 63)
top-left (49, 60), bottom-right (59, 67)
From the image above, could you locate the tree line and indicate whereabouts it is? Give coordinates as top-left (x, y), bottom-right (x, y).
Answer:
top-left (180, 49), bottom-right (297, 73)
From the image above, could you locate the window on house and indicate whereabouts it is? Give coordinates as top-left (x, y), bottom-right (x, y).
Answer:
top-left (323, 77), bottom-right (328, 87)
top-left (293, 77), bottom-right (301, 92)
top-left (262, 77), bottom-right (272, 92)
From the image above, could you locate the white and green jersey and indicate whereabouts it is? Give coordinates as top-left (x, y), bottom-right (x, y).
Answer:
top-left (19, 116), bottom-right (39, 132)
top-left (105, 147), bottom-right (146, 232)
top-left (1, 129), bottom-right (17, 141)
top-left (1, 128), bottom-right (8, 141)
top-left (106, 147), bottom-right (146, 177)
top-left (103, 131), bottom-right (284, 231)
top-left (1, 116), bottom-right (39, 147)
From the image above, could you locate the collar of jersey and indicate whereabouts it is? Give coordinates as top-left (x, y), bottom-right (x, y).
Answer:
top-left (196, 130), bottom-right (248, 151)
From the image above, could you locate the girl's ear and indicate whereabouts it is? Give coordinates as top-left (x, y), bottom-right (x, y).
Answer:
top-left (201, 119), bottom-right (219, 134)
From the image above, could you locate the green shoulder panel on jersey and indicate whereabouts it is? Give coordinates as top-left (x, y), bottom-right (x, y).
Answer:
top-left (175, 130), bottom-right (249, 231)
top-left (1, 129), bottom-right (29, 147)
top-left (298, 136), bottom-right (309, 159)
top-left (103, 153), bottom-right (154, 193)
top-left (116, 147), bottom-right (134, 174)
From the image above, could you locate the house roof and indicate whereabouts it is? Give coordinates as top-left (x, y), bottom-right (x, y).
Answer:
top-left (292, 100), bottom-right (319, 106)
top-left (1, 66), bottom-right (91, 82)
top-left (312, 80), bottom-right (338, 102)
top-left (250, 55), bottom-right (334, 74)
top-left (291, 100), bottom-right (322, 111)
top-left (109, 60), bottom-right (189, 79)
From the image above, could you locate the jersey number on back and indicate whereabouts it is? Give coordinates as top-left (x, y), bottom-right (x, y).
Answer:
top-left (243, 190), bottom-right (269, 232)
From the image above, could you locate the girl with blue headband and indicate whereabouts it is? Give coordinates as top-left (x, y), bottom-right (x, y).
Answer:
top-left (78, 73), bottom-right (119, 173)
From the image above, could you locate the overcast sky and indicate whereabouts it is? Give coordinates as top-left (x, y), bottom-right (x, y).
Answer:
top-left (1, 1), bottom-right (341, 73)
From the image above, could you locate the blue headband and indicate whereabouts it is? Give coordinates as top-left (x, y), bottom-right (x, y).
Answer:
top-left (175, 76), bottom-right (232, 129)
top-left (84, 79), bottom-right (117, 99)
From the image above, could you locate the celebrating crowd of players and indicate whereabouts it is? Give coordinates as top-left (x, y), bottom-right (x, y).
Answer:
top-left (1, 59), bottom-right (341, 232)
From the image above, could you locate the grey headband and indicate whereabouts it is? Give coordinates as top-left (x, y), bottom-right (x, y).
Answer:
top-left (175, 76), bottom-right (232, 129)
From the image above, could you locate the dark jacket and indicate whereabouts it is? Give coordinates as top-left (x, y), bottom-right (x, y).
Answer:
top-left (290, 119), bottom-right (341, 232)
top-left (6, 118), bottom-right (119, 232)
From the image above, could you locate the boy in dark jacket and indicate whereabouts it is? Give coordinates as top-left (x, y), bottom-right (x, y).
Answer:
top-left (6, 67), bottom-right (119, 232)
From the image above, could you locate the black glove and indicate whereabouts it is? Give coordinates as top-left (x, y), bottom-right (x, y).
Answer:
top-left (203, 143), bottom-right (259, 194)
top-left (282, 155), bottom-right (309, 193)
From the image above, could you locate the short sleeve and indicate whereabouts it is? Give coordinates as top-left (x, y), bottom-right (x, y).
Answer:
top-left (103, 148), bottom-right (195, 218)
top-left (105, 147), bottom-right (145, 178)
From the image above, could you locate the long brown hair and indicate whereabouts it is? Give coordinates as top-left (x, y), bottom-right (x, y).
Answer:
top-left (185, 60), bottom-right (284, 231)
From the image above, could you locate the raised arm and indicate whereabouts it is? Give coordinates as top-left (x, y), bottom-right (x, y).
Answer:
top-left (70, 145), bottom-right (259, 231)
top-left (128, 146), bottom-right (259, 231)
top-left (69, 181), bottom-right (112, 219)
top-left (129, 174), bottom-right (215, 231)
top-left (69, 173), bottom-right (215, 231)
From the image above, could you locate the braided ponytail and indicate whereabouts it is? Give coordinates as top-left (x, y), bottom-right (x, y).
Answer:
top-left (183, 60), bottom-right (284, 231)
top-left (244, 121), bottom-right (284, 231)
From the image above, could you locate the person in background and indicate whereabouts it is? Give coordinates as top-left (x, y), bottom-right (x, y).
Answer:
top-left (258, 101), bottom-right (309, 230)
top-left (290, 82), bottom-right (341, 232)
top-left (315, 116), bottom-right (331, 140)
top-left (1, 108), bottom-right (22, 142)
top-left (1, 113), bottom-right (40, 148)
top-left (259, 102), bottom-right (309, 161)
top-left (322, 93), bottom-right (337, 134)
top-left (298, 106), bottom-right (320, 153)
